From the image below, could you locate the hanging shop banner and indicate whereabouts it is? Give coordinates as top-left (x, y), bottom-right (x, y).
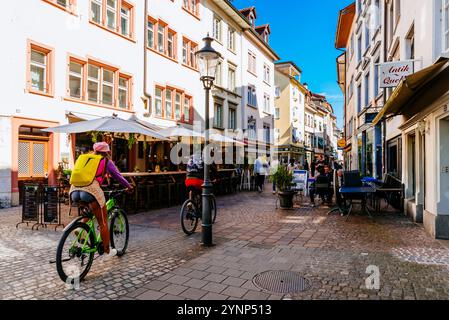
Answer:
top-left (379, 61), bottom-right (414, 88)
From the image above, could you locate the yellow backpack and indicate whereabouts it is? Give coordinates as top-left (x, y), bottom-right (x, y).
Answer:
top-left (70, 154), bottom-right (103, 187)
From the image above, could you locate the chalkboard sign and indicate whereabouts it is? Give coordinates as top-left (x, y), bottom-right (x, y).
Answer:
top-left (22, 185), bottom-right (40, 222)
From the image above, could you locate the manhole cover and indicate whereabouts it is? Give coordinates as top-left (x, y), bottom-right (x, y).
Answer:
top-left (252, 271), bottom-right (312, 294)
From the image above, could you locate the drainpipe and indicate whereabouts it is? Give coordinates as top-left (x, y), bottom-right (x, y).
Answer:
top-left (382, 0), bottom-right (387, 178)
top-left (143, 0), bottom-right (152, 115)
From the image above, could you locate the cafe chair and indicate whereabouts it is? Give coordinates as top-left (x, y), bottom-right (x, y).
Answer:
top-left (315, 175), bottom-right (331, 205)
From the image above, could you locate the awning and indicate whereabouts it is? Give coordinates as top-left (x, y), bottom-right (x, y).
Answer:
top-left (373, 58), bottom-right (449, 125)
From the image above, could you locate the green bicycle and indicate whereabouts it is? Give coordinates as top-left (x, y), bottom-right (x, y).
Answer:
top-left (55, 189), bottom-right (129, 284)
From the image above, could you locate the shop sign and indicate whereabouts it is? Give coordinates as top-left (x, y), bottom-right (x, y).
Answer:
top-left (379, 61), bottom-right (414, 88)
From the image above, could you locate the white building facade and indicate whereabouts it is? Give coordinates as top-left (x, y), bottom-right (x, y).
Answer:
top-left (0, 0), bottom-right (280, 207)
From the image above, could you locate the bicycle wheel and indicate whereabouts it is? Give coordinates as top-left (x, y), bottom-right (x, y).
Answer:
top-left (110, 209), bottom-right (129, 257)
top-left (180, 199), bottom-right (199, 235)
top-left (56, 222), bottom-right (96, 284)
top-left (211, 196), bottom-right (217, 224)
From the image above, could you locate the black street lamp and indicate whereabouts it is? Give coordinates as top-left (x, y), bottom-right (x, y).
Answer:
top-left (195, 35), bottom-right (221, 247)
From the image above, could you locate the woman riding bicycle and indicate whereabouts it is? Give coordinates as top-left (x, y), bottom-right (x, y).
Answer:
top-left (69, 142), bottom-right (133, 258)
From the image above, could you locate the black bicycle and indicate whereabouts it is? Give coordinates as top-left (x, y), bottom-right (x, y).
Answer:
top-left (180, 187), bottom-right (217, 235)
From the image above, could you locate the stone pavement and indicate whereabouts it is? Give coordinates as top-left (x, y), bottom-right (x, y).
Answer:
top-left (1, 188), bottom-right (449, 300)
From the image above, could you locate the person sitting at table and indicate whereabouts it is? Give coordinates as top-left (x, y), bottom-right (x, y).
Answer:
top-left (308, 166), bottom-right (332, 207)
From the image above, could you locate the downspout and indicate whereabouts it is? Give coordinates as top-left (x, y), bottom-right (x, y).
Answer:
top-left (382, 0), bottom-right (387, 177)
top-left (143, 0), bottom-right (152, 115)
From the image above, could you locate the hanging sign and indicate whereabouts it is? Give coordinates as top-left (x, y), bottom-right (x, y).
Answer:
top-left (379, 61), bottom-right (414, 88)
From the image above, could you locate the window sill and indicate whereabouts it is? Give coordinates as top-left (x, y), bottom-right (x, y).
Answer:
top-left (182, 7), bottom-right (201, 21)
top-left (147, 46), bottom-right (178, 64)
top-left (89, 20), bottom-right (136, 43)
top-left (63, 97), bottom-right (133, 113)
top-left (182, 63), bottom-right (199, 73)
top-left (42, 0), bottom-right (78, 16)
top-left (28, 89), bottom-right (54, 98)
top-left (213, 126), bottom-right (225, 131)
top-left (247, 103), bottom-right (258, 109)
top-left (227, 48), bottom-right (237, 55)
top-left (247, 70), bottom-right (257, 77)
top-left (263, 80), bottom-right (271, 86)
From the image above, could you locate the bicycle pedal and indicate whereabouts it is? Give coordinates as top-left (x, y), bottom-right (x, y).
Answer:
top-left (97, 242), bottom-right (105, 256)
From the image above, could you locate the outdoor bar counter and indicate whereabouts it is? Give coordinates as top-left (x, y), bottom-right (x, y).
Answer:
top-left (119, 169), bottom-right (239, 213)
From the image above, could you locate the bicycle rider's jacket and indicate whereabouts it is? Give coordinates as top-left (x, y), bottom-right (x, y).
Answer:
top-left (186, 156), bottom-right (204, 179)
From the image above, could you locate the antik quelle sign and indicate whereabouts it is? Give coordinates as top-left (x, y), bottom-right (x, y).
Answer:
top-left (379, 61), bottom-right (414, 88)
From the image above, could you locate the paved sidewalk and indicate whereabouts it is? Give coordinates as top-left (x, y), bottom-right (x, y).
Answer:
top-left (2, 189), bottom-right (449, 300)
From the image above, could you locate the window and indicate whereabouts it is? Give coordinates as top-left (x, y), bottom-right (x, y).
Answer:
top-left (374, 59), bottom-right (379, 97)
top-left (275, 129), bottom-right (280, 143)
top-left (102, 68), bottom-right (114, 106)
top-left (357, 83), bottom-right (362, 113)
top-left (213, 16), bottom-right (222, 42)
top-left (158, 25), bottom-right (165, 53)
top-left (120, 4), bottom-right (131, 37)
top-left (248, 118), bottom-right (257, 140)
top-left (228, 27), bottom-right (236, 52)
top-left (106, 0), bottom-right (117, 30)
top-left (42, 0), bottom-right (76, 13)
top-left (118, 76), bottom-right (130, 109)
top-left (182, 0), bottom-right (199, 17)
top-left (364, 18), bottom-right (370, 50)
top-left (406, 25), bottom-right (415, 60)
top-left (247, 85), bottom-right (257, 106)
top-left (167, 30), bottom-right (176, 59)
top-left (182, 38), bottom-right (198, 69)
top-left (248, 51), bottom-right (256, 74)
top-left (214, 102), bottom-right (223, 128)
top-left (445, 0), bottom-right (449, 51)
top-left (364, 72), bottom-right (370, 107)
top-left (263, 124), bottom-right (270, 144)
top-left (263, 94), bottom-right (271, 113)
top-left (263, 64), bottom-right (270, 83)
top-left (228, 65), bottom-right (236, 92)
top-left (147, 18), bottom-right (177, 61)
top-left (357, 34), bottom-right (362, 63)
top-left (184, 96), bottom-right (192, 123)
top-left (165, 89), bottom-right (173, 118)
top-left (348, 76), bottom-right (354, 98)
top-left (27, 41), bottom-right (54, 96)
top-left (175, 92), bottom-right (182, 120)
top-left (155, 87), bottom-right (163, 117)
top-left (88, 65), bottom-right (100, 103)
top-left (275, 108), bottom-right (280, 120)
top-left (90, 0), bottom-right (134, 40)
top-left (228, 106), bottom-right (237, 130)
top-left (69, 60), bottom-right (83, 99)
top-left (350, 34), bottom-right (354, 57)
top-left (154, 86), bottom-right (193, 123)
top-left (68, 56), bottom-right (132, 109)
top-left (91, 0), bottom-right (102, 23)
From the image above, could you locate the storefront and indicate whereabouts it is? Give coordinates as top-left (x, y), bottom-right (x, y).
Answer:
top-left (373, 58), bottom-right (449, 239)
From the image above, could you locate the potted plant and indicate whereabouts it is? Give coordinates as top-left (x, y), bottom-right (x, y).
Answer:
top-left (269, 165), bottom-right (295, 209)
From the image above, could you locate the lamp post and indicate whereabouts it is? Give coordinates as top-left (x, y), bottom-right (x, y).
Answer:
top-left (195, 35), bottom-right (221, 247)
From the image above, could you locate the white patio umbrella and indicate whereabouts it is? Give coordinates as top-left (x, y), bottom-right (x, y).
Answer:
top-left (159, 126), bottom-right (204, 139)
top-left (161, 126), bottom-right (244, 145)
top-left (42, 115), bottom-right (167, 140)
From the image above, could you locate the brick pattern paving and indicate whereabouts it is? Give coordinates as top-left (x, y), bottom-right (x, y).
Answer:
top-left (2, 188), bottom-right (449, 300)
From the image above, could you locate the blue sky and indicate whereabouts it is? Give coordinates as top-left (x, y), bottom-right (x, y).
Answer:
top-left (232, 0), bottom-right (354, 128)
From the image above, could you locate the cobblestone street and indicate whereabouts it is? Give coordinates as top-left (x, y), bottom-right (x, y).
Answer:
top-left (2, 189), bottom-right (449, 300)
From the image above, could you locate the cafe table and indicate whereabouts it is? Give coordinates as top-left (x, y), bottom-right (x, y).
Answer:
top-left (339, 186), bottom-right (377, 221)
